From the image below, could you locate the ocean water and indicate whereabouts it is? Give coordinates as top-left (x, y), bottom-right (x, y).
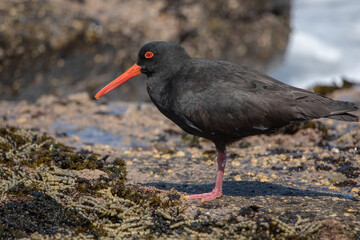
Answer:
top-left (270, 0), bottom-right (360, 89)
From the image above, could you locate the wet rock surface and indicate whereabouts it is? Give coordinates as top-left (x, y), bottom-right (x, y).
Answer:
top-left (0, 0), bottom-right (290, 102)
top-left (0, 92), bottom-right (359, 239)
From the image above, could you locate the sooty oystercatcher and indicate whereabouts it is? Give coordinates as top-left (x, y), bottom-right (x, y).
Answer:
top-left (95, 41), bottom-right (359, 202)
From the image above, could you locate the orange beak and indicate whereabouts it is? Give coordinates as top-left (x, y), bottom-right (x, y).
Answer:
top-left (94, 63), bottom-right (142, 99)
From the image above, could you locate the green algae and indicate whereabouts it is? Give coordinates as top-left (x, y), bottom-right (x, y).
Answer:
top-left (312, 79), bottom-right (354, 96)
top-left (279, 120), bottom-right (329, 139)
top-left (0, 125), bottom-right (127, 176)
top-left (0, 191), bottom-right (92, 239)
top-left (181, 132), bottom-right (201, 147)
top-left (0, 125), bottom-right (344, 239)
top-left (0, 125), bottom-right (183, 238)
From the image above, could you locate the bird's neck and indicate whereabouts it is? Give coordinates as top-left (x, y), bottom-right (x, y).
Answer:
top-left (146, 74), bottom-right (173, 110)
top-left (146, 61), bottom-right (189, 113)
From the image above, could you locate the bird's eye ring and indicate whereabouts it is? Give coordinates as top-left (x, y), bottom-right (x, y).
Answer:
top-left (145, 51), bottom-right (154, 59)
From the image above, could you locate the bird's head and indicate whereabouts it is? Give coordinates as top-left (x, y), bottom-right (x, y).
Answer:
top-left (94, 41), bottom-right (190, 99)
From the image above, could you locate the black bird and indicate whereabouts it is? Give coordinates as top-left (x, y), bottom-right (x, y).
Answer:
top-left (95, 41), bottom-right (359, 202)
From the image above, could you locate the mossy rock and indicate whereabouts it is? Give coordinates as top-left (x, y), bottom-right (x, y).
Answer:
top-left (312, 79), bottom-right (354, 96)
top-left (0, 125), bottom-right (339, 239)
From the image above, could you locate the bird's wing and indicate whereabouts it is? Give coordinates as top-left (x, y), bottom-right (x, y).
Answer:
top-left (174, 61), bottom-right (334, 138)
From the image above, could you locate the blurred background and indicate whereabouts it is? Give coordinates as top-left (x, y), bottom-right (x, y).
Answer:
top-left (271, 0), bottom-right (360, 89)
top-left (0, 0), bottom-right (359, 102)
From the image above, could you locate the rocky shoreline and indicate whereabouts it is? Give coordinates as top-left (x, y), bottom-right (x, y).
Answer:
top-left (1, 1), bottom-right (360, 238)
top-left (0, 0), bottom-right (290, 102)
top-left (0, 92), bottom-right (359, 239)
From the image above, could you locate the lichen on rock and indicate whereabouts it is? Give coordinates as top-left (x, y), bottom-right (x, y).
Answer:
top-left (1, 124), bottom-right (354, 239)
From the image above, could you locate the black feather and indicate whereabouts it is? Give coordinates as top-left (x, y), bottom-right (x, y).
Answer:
top-left (142, 42), bottom-right (359, 151)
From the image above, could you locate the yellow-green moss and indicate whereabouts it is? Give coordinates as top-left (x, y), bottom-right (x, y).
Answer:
top-left (0, 125), bottom-right (333, 239)
top-left (312, 79), bottom-right (354, 96)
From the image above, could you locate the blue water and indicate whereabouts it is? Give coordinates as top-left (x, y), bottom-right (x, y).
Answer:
top-left (106, 102), bottom-right (128, 116)
top-left (50, 121), bottom-right (123, 147)
top-left (270, 0), bottom-right (360, 89)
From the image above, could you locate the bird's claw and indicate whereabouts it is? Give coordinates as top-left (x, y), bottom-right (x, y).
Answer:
top-left (183, 190), bottom-right (222, 203)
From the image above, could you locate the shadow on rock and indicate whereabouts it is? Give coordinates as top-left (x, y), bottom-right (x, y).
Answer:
top-left (0, 191), bottom-right (92, 239)
top-left (144, 180), bottom-right (357, 200)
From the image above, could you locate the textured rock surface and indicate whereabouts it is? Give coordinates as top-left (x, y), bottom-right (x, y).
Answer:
top-left (0, 92), bottom-right (359, 239)
top-left (0, 0), bottom-right (290, 102)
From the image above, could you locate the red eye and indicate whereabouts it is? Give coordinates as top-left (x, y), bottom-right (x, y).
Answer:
top-left (145, 51), bottom-right (154, 59)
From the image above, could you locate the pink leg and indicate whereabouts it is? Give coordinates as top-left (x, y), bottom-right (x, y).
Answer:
top-left (183, 150), bottom-right (226, 203)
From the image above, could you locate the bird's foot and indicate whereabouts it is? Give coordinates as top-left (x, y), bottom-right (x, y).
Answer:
top-left (183, 189), bottom-right (222, 203)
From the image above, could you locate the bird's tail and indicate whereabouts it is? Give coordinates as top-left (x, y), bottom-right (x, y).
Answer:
top-left (325, 100), bottom-right (359, 122)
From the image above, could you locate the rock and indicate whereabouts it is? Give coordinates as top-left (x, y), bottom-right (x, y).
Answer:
top-left (77, 169), bottom-right (109, 180)
top-left (1, 94), bottom-right (360, 239)
top-left (0, 0), bottom-right (290, 102)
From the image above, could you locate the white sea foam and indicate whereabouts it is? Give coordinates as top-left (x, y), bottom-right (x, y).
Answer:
top-left (270, 0), bottom-right (360, 89)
